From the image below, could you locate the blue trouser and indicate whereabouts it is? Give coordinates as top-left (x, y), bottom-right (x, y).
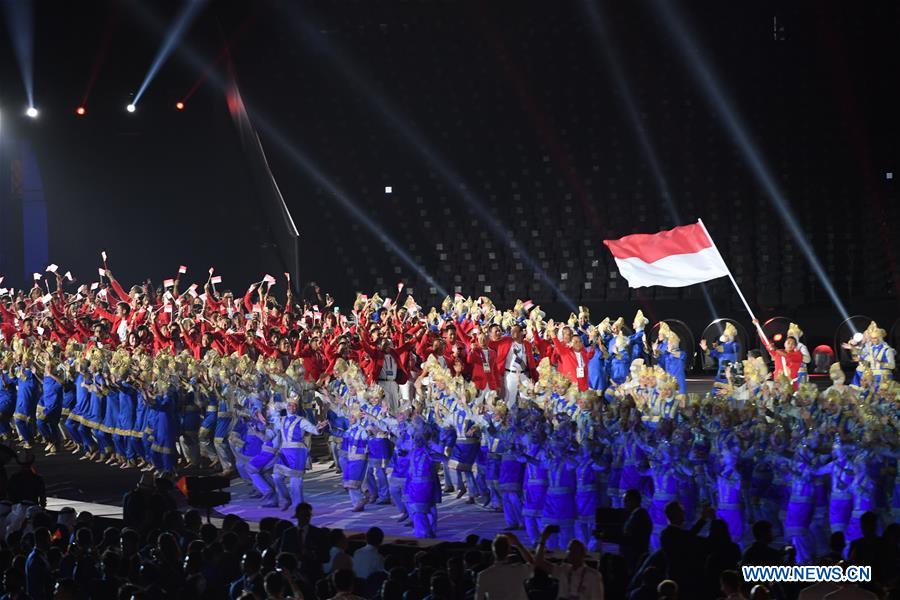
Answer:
top-left (411, 506), bottom-right (438, 538)
top-left (389, 477), bottom-right (407, 516)
top-left (502, 492), bottom-right (523, 527)
top-left (249, 464), bottom-right (276, 499)
top-left (274, 473), bottom-right (305, 507)
top-left (78, 423), bottom-right (97, 451)
top-left (15, 416), bottom-right (34, 444)
top-left (94, 428), bottom-right (111, 454)
top-left (113, 433), bottom-right (129, 458)
top-left (65, 418), bottom-right (82, 447)
top-left (366, 461), bottom-right (389, 501)
top-left (454, 469), bottom-right (477, 497)
top-left (37, 413), bottom-right (61, 446)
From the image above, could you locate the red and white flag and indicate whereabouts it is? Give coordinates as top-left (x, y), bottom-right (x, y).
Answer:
top-left (603, 221), bottom-right (729, 288)
top-left (210, 275), bottom-right (222, 285)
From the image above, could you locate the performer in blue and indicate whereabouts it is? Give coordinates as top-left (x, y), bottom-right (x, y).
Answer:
top-left (405, 416), bottom-right (445, 538)
top-left (661, 331), bottom-right (687, 394)
top-left (629, 310), bottom-right (649, 363)
top-left (608, 332), bottom-right (632, 386)
top-left (147, 382), bottom-right (179, 476)
top-left (584, 318), bottom-right (608, 394)
top-left (0, 356), bottom-right (17, 440)
top-left (13, 353), bottom-right (39, 449)
top-left (273, 392), bottom-right (325, 510)
top-left (198, 391), bottom-right (218, 467)
top-left (342, 407), bottom-right (370, 512)
top-left (700, 322), bottom-right (741, 383)
top-left (37, 357), bottom-right (63, 453)
top-left (214, 383), bottom-right (236, 477)
top-left (363, 391), bottom-right (392, 504)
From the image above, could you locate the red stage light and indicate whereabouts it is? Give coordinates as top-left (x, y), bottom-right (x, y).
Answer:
top-left (773, 333), bottom-right (783, 342)
top-left (76, 107), bottom-right (86, 116)
top-left (175, 101), bottom-right (185, 110)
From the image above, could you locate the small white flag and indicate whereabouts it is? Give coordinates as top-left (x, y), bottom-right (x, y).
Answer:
top-left (90, 282), bottom-right (99, 290)
top-left (187, 284), bottom-right (198, 297)
top-left (383, 298), bottom-right (393, 309)
top-left (210, 275), bottom-right (222, 285)
top-left (98, 267), bottom-right (106, 277)
top-left (163, 278), bottom-right (175, 288)
top-left (0, 276), bottom-right (3, 285)
top-left (263, 274), bottom-right (276, 284)
top-left (33, 273), bottom-right (42, 281)
top-left (37, 326), bottom-right (45, 336)
top-left (397, 282), bottom-right (404, 292)
top-left (199, 293), bottom-right (208, 302)
top-left (208, 267), bottom-right (215, 275)
top-left (64, 271), bottom-right (73, 281)
top-left (74, 293), bottom-right (83, 301)
top-left (101, 251), bottom-right (107, 262)
top-left (164, 305), bottom-right (173, 313)
top-left (46, 264), bottom-right (59, 273)
top-left (41, 294), bottom-right (53, 304)
top-left (179, 265), bottom-right (187, 274)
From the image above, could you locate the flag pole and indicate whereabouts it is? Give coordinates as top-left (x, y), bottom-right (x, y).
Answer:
top-left (696, 218), bottom-right (769, 344)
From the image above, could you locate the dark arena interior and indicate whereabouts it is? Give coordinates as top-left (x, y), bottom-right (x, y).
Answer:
top-left (0, 1), bottom-right (898, 599)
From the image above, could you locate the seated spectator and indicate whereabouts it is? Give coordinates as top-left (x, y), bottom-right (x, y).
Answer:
top-left (719, 569), bottom-right (747, 600)
top-left (329, 567), bottom-right (364, 600)
top-left (325, 529), bottom-right (354, 575)
top-left (533, 526), bottom-right (604, 600)
top-left (353, 526), bottom-right (385, 579)
top-left (626, 565), bottom-right (661, 600)
top-left (229, 549), bottom-right (264, 600)
top-left (474, 534), bottom-right (532, 600)
top-left (741, 521), bottom-right (782, 566)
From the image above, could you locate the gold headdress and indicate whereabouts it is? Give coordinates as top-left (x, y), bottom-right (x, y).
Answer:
top-left (578, 306), bottom-right (590, 321)
top-left (723, 323), bottom-right (737, 339)
top-left (865, 321), bottom-right (886, 341)
top-left (787, 322), bottom-right (803, 340)
top-left (666, 330), bottom-right (680, 349)
top-left (633, 309), bottom-right (649, 330)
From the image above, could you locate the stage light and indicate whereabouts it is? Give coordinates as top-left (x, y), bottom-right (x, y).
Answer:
top-left (773, 333), bottom-right (783, 342)
top-left (175, 101), bottom-right (185, 110)
top-left (25, 106), bottom-right (38, 118)
top-left (76, 106), bottom-right (86, 116)
top-left (133, 0), bottom-right (208, 106)
top-left (126, 103), bottom-right (136, 113)
top-left (384, 186), bottom-right (392, 194)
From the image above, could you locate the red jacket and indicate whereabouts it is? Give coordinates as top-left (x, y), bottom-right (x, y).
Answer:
top-left (465, 344), bottom-right (499, 390)
top-left (489, 337), bottom-right (538, 380)
top-left (553, 338), bottom-right (595, 391)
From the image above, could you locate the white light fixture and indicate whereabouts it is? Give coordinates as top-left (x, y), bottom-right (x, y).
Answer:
top-left (126, 103), bottom-right (136, 113)
top-left (25, 107), bottom-right (38, 118)
top-left (385, 186), bottom-right (392, 194)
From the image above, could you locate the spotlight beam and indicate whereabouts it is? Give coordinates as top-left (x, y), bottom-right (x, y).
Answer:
top-left (651, 0), bottom-right (852, 323)
top-left (123, 0), bottom-right (446, 296)
top-left (286, 11), bottom-right (578, 311)
top-left (133, 0), bottom-right (208, 105)
top-left (1, 0), bottom-right (35, 108)
top-left (581, 0), bottom-right (720, 319)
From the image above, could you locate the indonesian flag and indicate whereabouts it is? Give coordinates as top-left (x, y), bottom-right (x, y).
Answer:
top-left (603, 220), bottom-right (729, 288)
